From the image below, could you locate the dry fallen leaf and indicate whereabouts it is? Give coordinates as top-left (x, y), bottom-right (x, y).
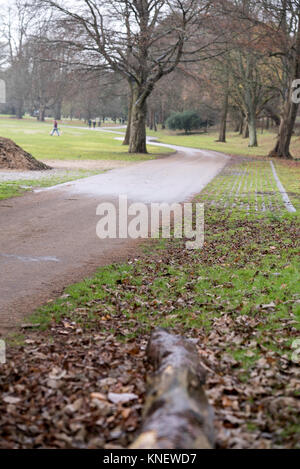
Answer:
top-left (3, 396), bottom-right (21, 405)
top-left (108, 393), bottom-right (139, 404)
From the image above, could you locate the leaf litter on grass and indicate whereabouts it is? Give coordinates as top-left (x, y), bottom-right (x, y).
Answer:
top-left (0, 157), bottom-right (299, 449)
top-left (0, 315), bottom-right (147, 449)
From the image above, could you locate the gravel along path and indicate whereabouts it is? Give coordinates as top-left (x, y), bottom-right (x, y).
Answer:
top-left (0, 160), bottom-right (133, 182)
top-left (43, 159), bottom-right (134, 171)
top-left (0, 168), bottom-right (74, 182)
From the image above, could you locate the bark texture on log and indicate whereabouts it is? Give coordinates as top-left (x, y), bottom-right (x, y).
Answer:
top-left (131, 328), bottom-right (215, 450)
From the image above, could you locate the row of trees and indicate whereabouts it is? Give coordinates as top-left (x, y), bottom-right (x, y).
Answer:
top-left (0, 1), bottom-right (129, 122)
top-left (0, 0), bottom-right (300, 158)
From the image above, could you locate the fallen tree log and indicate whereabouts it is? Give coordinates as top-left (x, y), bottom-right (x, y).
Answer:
top-left (131, 328), bottom-right (215, 449)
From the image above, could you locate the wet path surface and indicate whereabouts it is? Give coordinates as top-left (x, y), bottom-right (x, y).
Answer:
top-left (0, 134), bottom-right (228, 335)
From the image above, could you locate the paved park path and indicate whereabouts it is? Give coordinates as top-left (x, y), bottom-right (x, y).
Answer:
top-left (0, 129), bottom-right (228, 335)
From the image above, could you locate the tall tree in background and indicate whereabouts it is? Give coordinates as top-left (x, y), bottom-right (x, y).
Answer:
top-left (37, 0), bottom-right (210, 153)
top-left (261, 0), bottom-right (300, 159)
top-left (1, 0), bottom-right (37, 118)
top-left (232, 0), bottom-right (300, 157)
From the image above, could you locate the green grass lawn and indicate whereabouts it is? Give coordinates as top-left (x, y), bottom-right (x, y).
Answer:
top-left (146, 128), bottom-right (300, 159)
top-left (0, 117), bottom-right (170, 161)
top-left (2, 117), bottom-right (298, 162)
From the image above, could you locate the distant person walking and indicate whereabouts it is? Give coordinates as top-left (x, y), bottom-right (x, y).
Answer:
top-left (88, 119), bottom-right (92, 128)
top-left (51, 120), bottom-right (60, 136)
top-left (93, 120), bottom-right (96, 129)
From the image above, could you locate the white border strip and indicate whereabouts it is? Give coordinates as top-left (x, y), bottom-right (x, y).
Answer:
top-left (270, 161), bottom-right (296, 213)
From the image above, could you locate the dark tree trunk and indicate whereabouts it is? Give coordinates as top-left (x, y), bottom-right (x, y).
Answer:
top-left (124, 120), bottom-right (130, 139)
top-left (38, 106), bottom-right (45, 122)
top-left (153, 112), bottom-right (157, 132)
top-left (148, 109), bottom-right (157, 131)
top-left (269, 99), bottom-right (298, 158)
top-left (248, 110), bottom-right (258, 147)
top-left (217, 89), bottom-right (229, 142)
top-left (131, 328), bottom-right (215, 450)
top-left (161, 105), bottom-right (166, 129)
top-left (269, 15), bottom-right (300, 158)
top-left (243, 117), bottom-right (249, 138)
top-left (238, 116), bottom-right (244, 135)
top-left (239, 123), bottom-right (243, 134)
top-left (129, 85), bottom-right (147, 154)
top-left (123, 84), bottom-right (133, 146)
top-left (148, 110), bottom-right (153, 130)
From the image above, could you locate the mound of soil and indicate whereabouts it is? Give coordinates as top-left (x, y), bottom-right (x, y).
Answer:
top-left (0, 137), bottom-right (51, 171)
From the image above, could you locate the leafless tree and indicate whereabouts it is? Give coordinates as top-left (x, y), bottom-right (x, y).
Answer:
top-left (36, 0), bottom-right (212, 153)
top-left (0, 0), bottom-right (38, 118)
top-left (260, 0), bottom-right (300, 158)
top-left (226, 0), bottom-right (300, 157)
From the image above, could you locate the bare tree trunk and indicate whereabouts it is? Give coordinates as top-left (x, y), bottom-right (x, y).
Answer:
top-left (248, 111), bottom-right (258, 147)
top-left (269, 99), bottom-right (298, 158)
top-left (148, 109), bottom-right (157, 131)
top-left (243, 117), bottom-right (249, 138)
top-left (239, 122), bottom-right (243, 135)
top-left (38, 106), bottom-right (45, 122)
top-left (148, 109), bottom-right (153, 130)
top-left (217, 89), bottom-right (229, 142)
top-left (123, 84), bottom-right (133, 146)
top-left (153, 112), bottom-right (157, 132)
top-left (129, 85), bottom-right (147, 154)
top-left (131, 328), bottom-right (215, 450)
top-left (123, 118), bottom-right (131, 146)
top-left (269, 14), bottom-right (300, 158)
top-left (161, 103), bottom-right (166, 129)
top-left (238, 116), bottom-right (244, 135)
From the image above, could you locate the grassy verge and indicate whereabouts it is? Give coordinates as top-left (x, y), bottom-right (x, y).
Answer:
top-left (0, 118), bottom-right (170, 161)
top-left (273, 160), bottom-right (300, 209)
top-left (1, 157), bottom-right (299, 449)
top-left (0, 170), bottom-right (101, 200)
top-left (146, 129), bottom-right (300, 159)
top-left (30, 159), bottom-right (300, 340)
